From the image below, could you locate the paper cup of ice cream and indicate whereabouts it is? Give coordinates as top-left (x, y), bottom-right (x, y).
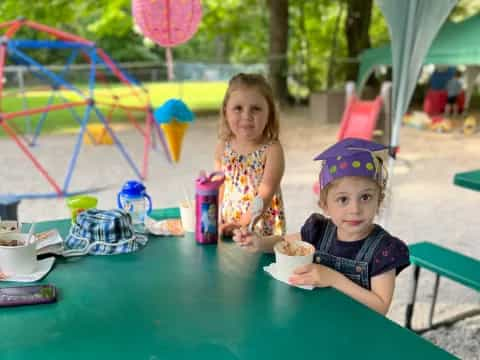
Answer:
top-left (0, 233), bottom-right (37, 275)
top-left (273, 240), bottom-right (315, 280)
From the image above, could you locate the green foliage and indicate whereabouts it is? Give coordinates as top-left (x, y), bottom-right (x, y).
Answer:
top-left (369, 4), bottom-right (390, 47)
top-left (1, 0), bottom-right (479, 97)
top-left (452, 0), bottom-right (480, 20)
top-left (0, 0), bottom-right (155, 64)
top-left (178, 0), bottom-right (268, 63)
top-left (289, 1), bottom-right (345, 91)
top-left (0, 0), bottom-right (78, 28)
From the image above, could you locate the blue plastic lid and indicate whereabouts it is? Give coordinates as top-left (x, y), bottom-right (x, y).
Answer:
top-left (119, 180), bottom-right (147, 197)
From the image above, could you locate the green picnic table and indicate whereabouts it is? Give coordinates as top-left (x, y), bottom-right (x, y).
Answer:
top-left (453, 169), bottom-right (480, 191)
top-left (404, 169), bottom-right (480, 332)
top-left (405, 241), bottom-right (480, 332)
top-left (0, 208), bottom-right (454, 359)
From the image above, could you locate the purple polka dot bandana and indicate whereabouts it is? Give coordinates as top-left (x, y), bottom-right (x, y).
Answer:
top-left (314, 138), bottom-right (387, 189)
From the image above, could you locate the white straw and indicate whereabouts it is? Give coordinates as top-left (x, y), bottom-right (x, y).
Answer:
top-left (182, 185), bottom-right (193, 208)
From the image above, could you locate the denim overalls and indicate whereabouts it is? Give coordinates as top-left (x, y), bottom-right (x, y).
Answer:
top-left (313, 221), bottom-right (385, 290)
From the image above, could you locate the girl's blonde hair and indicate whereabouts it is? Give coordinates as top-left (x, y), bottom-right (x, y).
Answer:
top-left (218, 73), bottom-right (280, 141)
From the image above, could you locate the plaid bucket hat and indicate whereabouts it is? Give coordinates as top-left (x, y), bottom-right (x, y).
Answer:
top-left (64, 209), bottom-right (147, 256)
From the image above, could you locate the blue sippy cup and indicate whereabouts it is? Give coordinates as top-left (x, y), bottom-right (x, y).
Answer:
top-left (117, 180), bottom-right (152, 225)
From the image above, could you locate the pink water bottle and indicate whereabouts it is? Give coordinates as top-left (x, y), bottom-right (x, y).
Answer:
top-left (195, 171), bottom-right (225, 244)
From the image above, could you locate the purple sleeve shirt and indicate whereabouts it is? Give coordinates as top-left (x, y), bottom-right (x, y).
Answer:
top-left (301, 213), bottom-right (410, 277)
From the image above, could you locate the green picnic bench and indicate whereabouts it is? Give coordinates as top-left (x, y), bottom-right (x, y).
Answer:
top-left (453, 169), bottom-right (480, 192)
top-left (405, 241), bottom-right (480, 332)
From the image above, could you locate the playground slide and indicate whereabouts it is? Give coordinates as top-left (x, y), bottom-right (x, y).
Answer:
top-left (313, 94), bottom-right (383, 195)
top-left (337, 94), bottom-right (383, 141)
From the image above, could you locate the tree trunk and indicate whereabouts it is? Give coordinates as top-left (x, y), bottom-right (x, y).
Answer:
top-left (326, 3), bottom-right (345, 89)
top-left (344, 0), bottom-right (373, 82)
top-left (267, 0), bottom-right (289, 105)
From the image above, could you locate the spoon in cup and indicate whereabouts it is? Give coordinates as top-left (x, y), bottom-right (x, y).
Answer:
top-left (237, 196), bottom-right (264, 248)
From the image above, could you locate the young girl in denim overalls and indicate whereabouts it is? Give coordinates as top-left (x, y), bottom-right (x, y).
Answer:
top-left (233, 138), bottom-right (410, 315)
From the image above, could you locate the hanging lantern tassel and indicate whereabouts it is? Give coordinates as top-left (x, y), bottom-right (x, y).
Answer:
top-left (165, 47), bottom-right (175, 81)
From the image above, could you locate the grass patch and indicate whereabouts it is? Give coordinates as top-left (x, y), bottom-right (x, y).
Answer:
top-left (0, 81), bottom-right (227, 137)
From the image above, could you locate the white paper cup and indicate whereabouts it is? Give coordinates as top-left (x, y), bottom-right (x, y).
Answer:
top-left (179, 201), bottom-right (195, 233)
top-left (0, 233), bottom-right (37, 275)
top-left (274, 240), bottom-right (315, 280)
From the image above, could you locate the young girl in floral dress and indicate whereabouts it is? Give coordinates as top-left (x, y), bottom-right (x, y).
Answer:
top-left (214, 73), bottom-right (286, 237)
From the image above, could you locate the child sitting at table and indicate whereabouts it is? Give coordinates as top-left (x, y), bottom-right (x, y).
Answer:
top-left (233, 138), bottom-right (410, 315)
top-left (214, 73), bottom-right (286, 237)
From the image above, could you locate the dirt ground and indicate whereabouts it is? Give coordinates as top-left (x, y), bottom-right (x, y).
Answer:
top-left (1, 107), bottom-right (479, 358)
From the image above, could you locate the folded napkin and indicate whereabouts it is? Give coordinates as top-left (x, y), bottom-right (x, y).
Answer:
top-left (36, 229), bottom-right (64, 256)
top-left (263, 263), bottom-right (313, 290)
top-left (144, 216), bottom-right (184, 236)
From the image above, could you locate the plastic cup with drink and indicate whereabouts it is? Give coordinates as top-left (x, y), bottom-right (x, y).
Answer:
top-left (66, 195), bottom-right (98, 223)
top-left (179, 200), bottom-right (195, 233)
top-left (0, 232), bottom-right (38, 275)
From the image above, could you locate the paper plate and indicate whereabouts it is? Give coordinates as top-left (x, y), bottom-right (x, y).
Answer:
top-left (0, 257), bottom-right (55, 283)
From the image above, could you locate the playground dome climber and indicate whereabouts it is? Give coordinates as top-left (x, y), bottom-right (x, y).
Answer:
top-left (0, 18), bottom-right (172, 199)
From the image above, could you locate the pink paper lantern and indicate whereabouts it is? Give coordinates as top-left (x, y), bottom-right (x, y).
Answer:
top-left (132, 0), bottom-right (202, 47)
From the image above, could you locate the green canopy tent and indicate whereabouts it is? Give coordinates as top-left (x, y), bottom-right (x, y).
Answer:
top-left (358, 10), bottom-right (480, 111)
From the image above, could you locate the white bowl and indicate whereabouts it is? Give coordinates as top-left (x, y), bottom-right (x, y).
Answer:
top-left (273, 240), bottom-right (315, 280)
top-left (0, 233), bottom-right (37, 275)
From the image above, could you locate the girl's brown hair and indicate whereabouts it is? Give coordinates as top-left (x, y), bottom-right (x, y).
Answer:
top-left (218, 73), bottom-right (280, 142)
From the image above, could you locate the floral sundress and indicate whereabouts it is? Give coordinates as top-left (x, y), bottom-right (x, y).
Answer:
top-left (220, 141), bottom-right (286, 236)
